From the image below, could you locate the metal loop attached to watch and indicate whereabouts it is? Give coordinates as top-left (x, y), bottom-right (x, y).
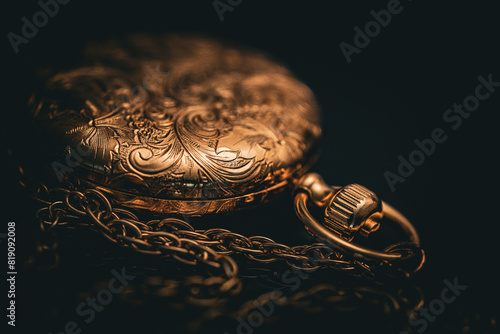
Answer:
top-left (294, 173), bottom-right (422, 266)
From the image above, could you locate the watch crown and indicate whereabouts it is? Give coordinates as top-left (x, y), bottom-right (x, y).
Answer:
top-left (324, 184), bottom-right (382, 240)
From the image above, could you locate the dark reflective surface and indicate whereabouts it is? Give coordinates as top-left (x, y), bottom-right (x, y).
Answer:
top-left (2, 0), bottom-right (499, 333)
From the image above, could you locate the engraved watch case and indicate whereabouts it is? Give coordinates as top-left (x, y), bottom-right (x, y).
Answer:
top-left (31, 34), bottom-right (322, 215)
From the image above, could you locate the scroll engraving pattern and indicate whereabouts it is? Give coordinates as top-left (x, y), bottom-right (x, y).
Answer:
top-left (33, 35), bottom-right (321, 199)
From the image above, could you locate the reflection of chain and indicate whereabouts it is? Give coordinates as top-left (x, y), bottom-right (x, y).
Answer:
top-left (123, 276), bottom-right (424, 333)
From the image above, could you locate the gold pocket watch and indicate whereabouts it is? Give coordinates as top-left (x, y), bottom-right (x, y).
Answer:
top-left (27, 33), bottom-right (424, 286)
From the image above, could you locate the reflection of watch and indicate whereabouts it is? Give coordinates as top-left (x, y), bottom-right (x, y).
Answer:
top-left (24, 33), bottom-right (424, 293)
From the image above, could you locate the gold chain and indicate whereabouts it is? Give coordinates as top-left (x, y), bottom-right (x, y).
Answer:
top-left (28, 177), bottom-right (420, 279)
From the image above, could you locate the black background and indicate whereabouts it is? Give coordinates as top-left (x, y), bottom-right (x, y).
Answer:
top-left (1, 0), bottom-right (499, 333)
